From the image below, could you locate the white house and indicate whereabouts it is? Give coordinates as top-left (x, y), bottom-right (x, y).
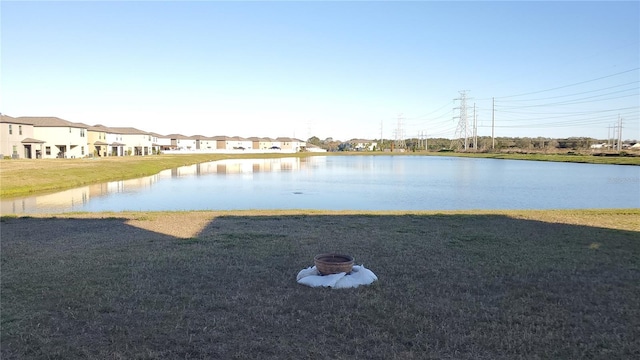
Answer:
top-left (349, 139), bottom-right (378, 151)
top-left (166, 134), bottom-right (196, 151)
top-left (151, 133), bottom-right (172, 151)
top-left (191, 135), bottom-right (216, 151)
top-left (109, 127), bottom-right (155, 155)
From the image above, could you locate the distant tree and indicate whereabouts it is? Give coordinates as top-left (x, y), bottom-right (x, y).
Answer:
top-left (515, 137), bottom-right (533, 150)
top-left (307, 136), bottom-right (322, 146)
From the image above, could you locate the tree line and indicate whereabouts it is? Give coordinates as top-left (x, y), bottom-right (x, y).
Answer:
top-left (306, 136), bottom-right (639, 152)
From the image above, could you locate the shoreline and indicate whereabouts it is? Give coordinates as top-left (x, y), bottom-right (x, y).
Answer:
top-left (1, 152), bottom-right (638, 198)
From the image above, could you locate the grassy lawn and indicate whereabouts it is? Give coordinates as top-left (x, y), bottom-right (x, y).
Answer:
top-left (423, 151), bottom-right (640, 165)
top-left (2, 209), bottom-right (639, 359)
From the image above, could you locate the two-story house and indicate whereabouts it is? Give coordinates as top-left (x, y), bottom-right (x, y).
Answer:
top-left (17, 117), bottom-right (88, 159)
top-left (87, 125), bottom-right (109, 157)
top-left (191, 135), bottom-right (216, 151)
top-left (166, 134), bottom-right (196, 151)
top-left (0, 115), bottom-right (45, 159)
top-left (109, 127), bottom-right (154, 156)
top-left (276, 137), bottom-right (306, 152)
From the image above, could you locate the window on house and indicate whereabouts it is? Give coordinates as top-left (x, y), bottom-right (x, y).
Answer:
top-left (12, 145), bottom-right (17, 154)
top-left (81, 146), bottom-right (85, 155)
top-left (8, 125), bottom-right (12, 135)
top-left (46, 146), bottom-right (51, 155)
top-left (19, 125), bottom-right (22, 135)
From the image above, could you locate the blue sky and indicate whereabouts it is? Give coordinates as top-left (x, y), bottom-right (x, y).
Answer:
top-left (2, 1), bottom-right (638, 141)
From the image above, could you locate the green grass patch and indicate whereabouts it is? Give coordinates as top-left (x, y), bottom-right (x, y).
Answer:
top-left (2, 210), bottom-right (639, 359)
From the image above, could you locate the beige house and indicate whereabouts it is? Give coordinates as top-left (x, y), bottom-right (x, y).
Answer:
top-left (87, 125), bottom-right (109, 157)
top-left (2, 112), bottom-right (310, 157)
top-left (249, 137), bottom-right (277, 150)
top-left (92, 125), bottom-right (125, 156)
top-left (0, 115), bottom-right (45, 159)
top-left (16, 117), bottom-right (89, 159)
top-left (276, 137), bottom-right (306, 152)
top-left (211, 136), bottom-right (252, 150)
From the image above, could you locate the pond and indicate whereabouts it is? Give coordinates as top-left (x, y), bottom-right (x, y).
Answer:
top-left (2, 156), bottom-right (639, 214)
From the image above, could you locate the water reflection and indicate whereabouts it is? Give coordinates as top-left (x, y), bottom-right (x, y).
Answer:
top-left (1, 156), bottom-right (638, 214)
top-left (1, 157), bottom-right (311, 214)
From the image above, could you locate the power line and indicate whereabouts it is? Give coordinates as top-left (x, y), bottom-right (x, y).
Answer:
top-left (494, 67), bottom-right (639, 99)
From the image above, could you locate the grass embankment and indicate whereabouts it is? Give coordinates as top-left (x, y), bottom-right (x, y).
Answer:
top-left (428, 151), bottom-right (640, 165)
top-left (2, 209), bottom-right (639, 359)
top-left (342, 150), bottom-right (640, 165)
top-left (0, 153), bottom-right (315, 198)
top-left (1, 152), bottom-right (638, 198)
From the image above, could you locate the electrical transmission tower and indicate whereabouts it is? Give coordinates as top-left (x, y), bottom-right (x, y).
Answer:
top-left (393, 114), bottom-right (405, 151)
top-left (453, 90), bottom-right (471, 151)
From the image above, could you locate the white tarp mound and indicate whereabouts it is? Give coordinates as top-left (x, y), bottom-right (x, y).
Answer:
top-left (296, 265), bottom-right (378, 289)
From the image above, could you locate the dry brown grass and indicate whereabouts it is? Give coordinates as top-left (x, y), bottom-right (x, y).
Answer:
top-left (2, 209), bottom-right (639, 359)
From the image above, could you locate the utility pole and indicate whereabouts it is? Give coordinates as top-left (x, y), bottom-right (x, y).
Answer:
top-left (617, 114), bottom-right (623, 151)
top-left (491, 97), bottom-right (495, 150)
top-left (380, 120), bottom-right (383, 151)
top-left (425, 130), bottom-right (428, 152)
top-left (473, 103), bottom-right (478, 151)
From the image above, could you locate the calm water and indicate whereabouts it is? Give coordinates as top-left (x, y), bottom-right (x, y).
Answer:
top-left (2, 156), bottom-right (639, 214)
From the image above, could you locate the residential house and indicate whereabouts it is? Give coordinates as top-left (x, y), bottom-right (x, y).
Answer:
top-left (305, 144), bottom-right (327, 153)
top-left (249, 137), bottom-right (276, 150)
top-left (212, 136), bottom-right (252, 151)
top-left (191, 135), bottom-right (216, 151)
top-left (0, 115), bottom-right (44, 159)
top-left (151, 133), bottom-right (173, 152)
top-left (87, 125), bottom-right (109, 157)
top-left (229, 136), bottom-right (253, 150)
top-left (109, 127), bottom-right (155, 155)
top-left (18, 117), bottom-right (88, 159)
top-left (276, 137), bottom-right (306, 152)
top-left (92, 125), bottom-right (125, 156)
top-left (349, 139), bottom-right (377, 151)
top-left (167, 134), bottom-right (196, 151)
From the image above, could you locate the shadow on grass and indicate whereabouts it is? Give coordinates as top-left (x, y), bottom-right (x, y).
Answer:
top-left (1, 214), bottom-right (639, 359)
